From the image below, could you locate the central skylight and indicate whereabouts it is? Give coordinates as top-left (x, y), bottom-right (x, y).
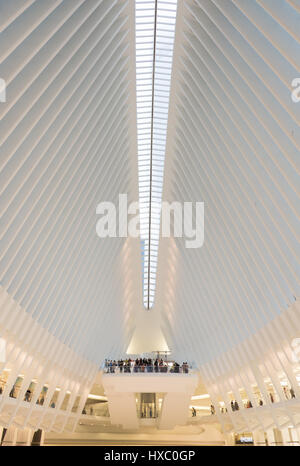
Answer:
top-left (135, 0), bottom-right (178, 310)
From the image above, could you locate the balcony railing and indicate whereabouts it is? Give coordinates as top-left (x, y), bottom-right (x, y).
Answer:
top-left (102, 363), bottom-right (192, 374)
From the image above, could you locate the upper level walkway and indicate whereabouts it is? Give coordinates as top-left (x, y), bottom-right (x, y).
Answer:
top-left (102, 359), bottom-right (194, 375)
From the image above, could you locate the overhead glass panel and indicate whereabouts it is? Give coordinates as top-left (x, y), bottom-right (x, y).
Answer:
top-left (135, 0), bottom-right (178, 309)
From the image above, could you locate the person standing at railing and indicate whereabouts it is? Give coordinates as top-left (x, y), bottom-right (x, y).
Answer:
top-left (118, 360), bottom-right (122, 373)
top-left (24, 389), bottom-right (31, 402)
top-left (125, 360), bottom-right (131, 373)
top-left (104, 357), bottom-right (194, 374)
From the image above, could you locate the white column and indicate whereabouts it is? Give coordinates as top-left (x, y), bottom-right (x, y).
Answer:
top-left (40, 430), bottom-right (45, 446)
top-left (253, 430), bottom-right (266, 446)
top-left (107, 392), bottom-right (139, 430)
top-left (273, 428), bottom-right (284, 446)
top-left (280, 428), bottom-right (289, 446)
top-left (16, 428), bottom-right (33, 446)
top-left (266, 428), bottom-right (276, 446)
top-left (224, 432), bottom-right (235, 446)
top-left (2, 426), bottom-right (18, 446)
top-left (290, 427), bottom-right (300, 447)
top-left (159, 391), bottom-right (191, 430)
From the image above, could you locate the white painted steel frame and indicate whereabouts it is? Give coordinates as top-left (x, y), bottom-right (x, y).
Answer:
top-left (0, 0), bottom-right (140, 432)
top-left (156, 0), bottom-right (300, 431)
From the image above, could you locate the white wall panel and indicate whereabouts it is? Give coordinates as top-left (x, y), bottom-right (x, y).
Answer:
top-left (0, 0), bottom-right (140, 430)
top-left (156, 0), bottom-right (300, 424)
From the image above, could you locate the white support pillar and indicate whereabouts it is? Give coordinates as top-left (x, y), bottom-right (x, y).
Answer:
top-left (281, 428), bottom-right (292, 446)
top-left (107, 392), bottom-right (139, 430)
top-left (159, 391), bottom-right (192, 430)
top-left (266, 428), bottom-right (276, 446)
top-left (273, 428), bottom-right (284, 446)
top-left (224, 432), bottom-right (235, 446)
top-left (40, 430), bottom-right (45, 446)
top-left (290, 427), bottom-right (300, 446)
top-left (102, 373), bottom-right (198, 431)
top-left (297, 428), bottom-right (300, 444)
top-left (16, 428), bottom-right (33, 446)
top-left (2, 426), bottom-right (18, 446)
top-left (253, 430), bottom-right (267, 446)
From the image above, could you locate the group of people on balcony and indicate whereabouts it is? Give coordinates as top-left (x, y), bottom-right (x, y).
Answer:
top-left (210, 399), bottom-right (258, 415)
top-left (9, 387), bottom-right (44, 404)
top-left (231, 400), bottom-right (240, 411)
top-left (104, 358), bottom-right (189, 374)
top-left (210, 386), bottom-right (297, 415)
top-left (283, 386), bottom-right (296, 400)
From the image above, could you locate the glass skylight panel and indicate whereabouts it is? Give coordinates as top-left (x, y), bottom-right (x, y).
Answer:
top-left (136, 0), bottom-right (177, 310)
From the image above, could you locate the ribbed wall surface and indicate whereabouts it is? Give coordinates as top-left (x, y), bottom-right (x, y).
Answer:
top-left (155, 0), bottom-right (300, 430)
top-left (0, 0), bottom-right (141, 432)
top-left (159, 0), bottom-right (300, 364)
top-left (0, 0), bottom-right (138, 364)
top-left (0, 0), bottom-right (299, 435)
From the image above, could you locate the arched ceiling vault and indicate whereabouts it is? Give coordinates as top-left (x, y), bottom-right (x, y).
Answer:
top-left (156, 0), bottom-right (300, 367)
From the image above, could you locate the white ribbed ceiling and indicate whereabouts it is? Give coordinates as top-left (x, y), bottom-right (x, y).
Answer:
top-left (0, 0), bottom-right (299, 391)
top-left (0, 0), bottom-right (139, 364)
top-left (157, 0), bottom-right (300, 366)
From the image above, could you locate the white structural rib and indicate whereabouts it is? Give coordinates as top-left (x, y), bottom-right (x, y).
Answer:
top-left (135, 0), bottom-right (177, 309)
top-left (0, 0), bottom-right (139, 432)
top-left (157, 0), bottom-right (300, 431)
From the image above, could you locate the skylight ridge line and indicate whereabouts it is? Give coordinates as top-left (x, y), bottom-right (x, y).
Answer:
top-left (147, 0), bottom-right (158, 310)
